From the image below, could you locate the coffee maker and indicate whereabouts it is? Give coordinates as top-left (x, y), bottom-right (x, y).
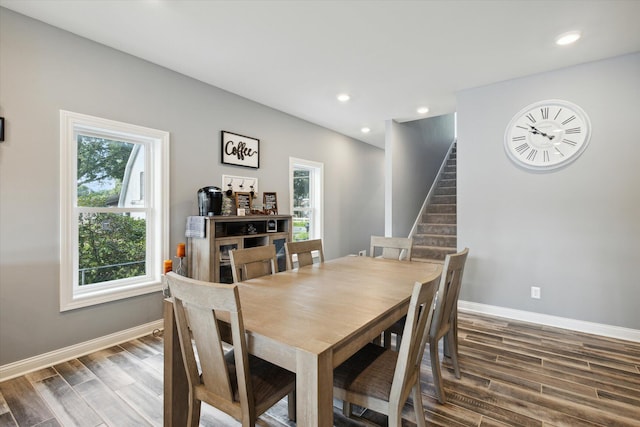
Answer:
top-left (197, 186), bottom-right (222, 216)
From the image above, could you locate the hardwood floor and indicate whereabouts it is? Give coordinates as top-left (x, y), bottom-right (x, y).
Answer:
top-left (1, 311), bottom-right (639, 426)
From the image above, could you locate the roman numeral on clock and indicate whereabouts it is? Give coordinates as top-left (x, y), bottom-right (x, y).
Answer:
top-left (515, 142), bottom-right (530, 154)
top-left (561, 115), bottom-right (576, 125)
top-left (543, 150), bottom-right (550, 162)
top-left (512, 135), bottom-right (526, 142)
top-left (526, 149), bottom-right (538, 161)
top-left (562, 138), bottom-right (577, 146)
top-left (526, 113), bottom-right (536, 123)
top-left (541, 107), bottom-right (549, 120)
top-left (565, 127), bottom-right (581, 134)
top-left (554, 108), bottom-right (563, 120)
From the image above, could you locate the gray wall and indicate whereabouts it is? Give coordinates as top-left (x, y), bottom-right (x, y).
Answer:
top-left (386, 115), bottom-right (454, 237)
top-left (0, 9), bottom-right (384, 365)
top-left (457, 52), bottom-right (640, 329)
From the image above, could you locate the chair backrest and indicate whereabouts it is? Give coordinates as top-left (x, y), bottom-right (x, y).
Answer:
top-left (229, 245), bottom-right (278, 283)
top-left (390, 275), bottom-right (439, 403)
top-left (370, 236), bottom-right (413, 261)
top-left (430, 248), bottom-right (469, 339)
top-left (285, 239), bottom-right (325, 269)
top-left (165, 272), bottom-right (254, 420)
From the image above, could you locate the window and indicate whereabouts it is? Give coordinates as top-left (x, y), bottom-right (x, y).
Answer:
top-left (60, 111), bottom-right (169, 311)
top-left (289, 158), bottom-right (323, 242)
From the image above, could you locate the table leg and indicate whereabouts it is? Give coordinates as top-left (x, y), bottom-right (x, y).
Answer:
top-left (163, 299), bottom-right (189, 427)
top-left (296, 348), bottom-right (333, 427)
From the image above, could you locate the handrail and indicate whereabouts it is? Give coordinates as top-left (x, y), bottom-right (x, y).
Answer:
top-left (408, 139), bottom-right (457, 239)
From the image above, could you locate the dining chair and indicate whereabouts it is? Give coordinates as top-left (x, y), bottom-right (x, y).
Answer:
top-left (370, 235), bottom-right (413, 261)
top-left (229, 245), bottom-right (278, 283)
top-left (387, 247), bottom-right (469, 404)
top-left (333, 275), bottom-right (439, 427)
top-left (165, 272), bottom-right (296, 427)
top-left (285, 238), bottom-right (324, 269)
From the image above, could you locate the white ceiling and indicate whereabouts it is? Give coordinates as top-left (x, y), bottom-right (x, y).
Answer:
top-left (2, 0), bottom-right (639, 148)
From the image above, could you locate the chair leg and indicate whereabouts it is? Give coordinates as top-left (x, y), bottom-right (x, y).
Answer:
top-left (430, 338), bottom-right (447, 404)
top-left (287, 390), bottom-right (296, 421)
top-left (342, 401), bottom-right (352, 417)
top-left (188, 398), bottom-right (201, 427)
top-left (383, 330), bottom-right (392, 349)
top-left (412, 382), bottom-right (427, 427)
top-left (446, 330), bottom-right (461, 379)
top-left (388, 402), bottom-right (403, 427)
top-left (373, 334), bottom-right (382, 346)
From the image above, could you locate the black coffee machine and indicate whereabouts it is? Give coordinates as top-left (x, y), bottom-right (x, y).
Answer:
top-left (198, 186), bottom-right (222, 216)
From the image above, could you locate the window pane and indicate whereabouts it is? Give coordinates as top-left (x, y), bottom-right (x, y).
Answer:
top-left (77, 135), bottom-right (136, 208)
top-left (78, 212), bottom-right (146, 285)
top-left (293, 168), bottom-right (311, 241)
top-left (293, 169), bottom-right (310, 209)
top-left (293, 209), bottom-right (310, 241)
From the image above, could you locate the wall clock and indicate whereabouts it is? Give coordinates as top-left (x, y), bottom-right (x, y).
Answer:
top-left (504, 99), bottom-right (591, 171)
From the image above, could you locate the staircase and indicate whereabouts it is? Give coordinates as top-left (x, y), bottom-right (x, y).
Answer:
top-left (411, 144), bottom-right (457, 262)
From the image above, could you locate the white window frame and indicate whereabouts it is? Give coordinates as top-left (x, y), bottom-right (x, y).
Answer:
top-left (289, 157), bottom-right (324, 241)
top-left (59, 111), bottom-right (170, 311)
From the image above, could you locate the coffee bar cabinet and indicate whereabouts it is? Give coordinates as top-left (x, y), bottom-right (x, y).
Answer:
top-left (187, 215), bottom-right (292, 283)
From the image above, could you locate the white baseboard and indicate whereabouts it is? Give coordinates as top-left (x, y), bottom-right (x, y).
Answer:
top-left (458, 300), bottom-right (640, 343)
top-left (0, 319), bottom-right (164, 382)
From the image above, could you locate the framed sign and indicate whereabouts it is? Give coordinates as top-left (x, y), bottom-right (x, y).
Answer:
top-left (235, 192), bottom-right (252, 214)
top-left (263, 192), bottom-right (278, 215)
top-left (221, 131), bottom-right (260, 169)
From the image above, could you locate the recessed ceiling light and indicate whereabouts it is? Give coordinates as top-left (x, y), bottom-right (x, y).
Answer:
top-left (337, 93), bottom-right (350, 102)
top-left (555, 31), bottom-right (581, 46)
top-left (417, 107), bottom-right (430, 114)
top-left (361, 127), bottom-right (371, 133)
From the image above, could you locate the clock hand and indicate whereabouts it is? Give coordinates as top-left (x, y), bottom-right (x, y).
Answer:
top-left (527, 125), bottom-right (555, 140)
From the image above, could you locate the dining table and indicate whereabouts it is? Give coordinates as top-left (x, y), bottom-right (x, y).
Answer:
top-left (163, 254), bottom-right (442, 427)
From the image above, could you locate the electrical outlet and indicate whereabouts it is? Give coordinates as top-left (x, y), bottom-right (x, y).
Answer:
top-left (531, 286), bottom-right (541, 299)
top-left (358, 250), bottom-right (366, 256)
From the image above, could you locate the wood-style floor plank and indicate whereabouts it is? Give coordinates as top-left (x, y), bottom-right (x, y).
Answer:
top-left (0, 377), bottom-right (55, 427)
top-left (30, 374), bottom-right (102, 427)
top-left (1, 312), bottom-right (639, 426)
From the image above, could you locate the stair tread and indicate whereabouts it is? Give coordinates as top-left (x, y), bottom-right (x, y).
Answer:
top-left (415, 233), bottom-right (457, 238)
top-left (413, 244), bottom-right (457, 249)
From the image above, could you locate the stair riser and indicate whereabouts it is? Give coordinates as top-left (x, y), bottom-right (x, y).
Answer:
top-left (422, 213), bottom-right (456, 224)
top-left (438, 179), bottom-right (456, 188)
top-left (432, 195), bottom-right (456, 204)
top-left (414, 235), bottom-right (457, 247)
top-left (427, 204), bottom-right (456, 214)
top-left (434, 187), bottom-right (456, 196)
top-left (442, 172), bottom-right (456, 180)
top-left (412, 247), bottom-right (457, 261)
top-left (418, 224), bottom-right (457, 235)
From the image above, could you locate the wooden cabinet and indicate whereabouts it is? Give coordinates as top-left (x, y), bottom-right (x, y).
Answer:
top-left (187, 215), bottom-right (292, 283)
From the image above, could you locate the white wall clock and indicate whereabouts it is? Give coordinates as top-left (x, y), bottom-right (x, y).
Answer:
top-left (504, 99), bottom-right (591, 171)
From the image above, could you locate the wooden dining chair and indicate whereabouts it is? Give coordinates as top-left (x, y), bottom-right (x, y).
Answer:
top-left (333, 276), bottom-right (439, 427)
top-left (387, 247), bottom-right (469, 404)
top-left (229, 245), bottom-right (278, 283)
top-left (370, 235), bottom-right (413, 261)
top-left (285, 238), bottom-right (324, 269)
top-left (165, 272), bottom-right (296, 427)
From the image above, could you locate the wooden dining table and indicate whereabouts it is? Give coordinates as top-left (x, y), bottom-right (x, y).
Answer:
top-left (164, 255), bottom-right (442, 427)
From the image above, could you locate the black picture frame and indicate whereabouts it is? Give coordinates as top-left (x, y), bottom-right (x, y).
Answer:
top-left (0, 117), bottom-right (4, 142)
top-left (221, 130), bottom-right (260, 169)
top-left (263, 192), bottom-right (278, 215)
top-left (235, 192), bottom-right (252, 214)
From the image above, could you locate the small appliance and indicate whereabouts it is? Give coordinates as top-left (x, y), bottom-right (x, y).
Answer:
top-left (197, 186), bottom-right (222, 216)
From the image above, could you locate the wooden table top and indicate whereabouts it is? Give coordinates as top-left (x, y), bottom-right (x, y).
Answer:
top-left (232, 255), bottom-right (442, 364)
